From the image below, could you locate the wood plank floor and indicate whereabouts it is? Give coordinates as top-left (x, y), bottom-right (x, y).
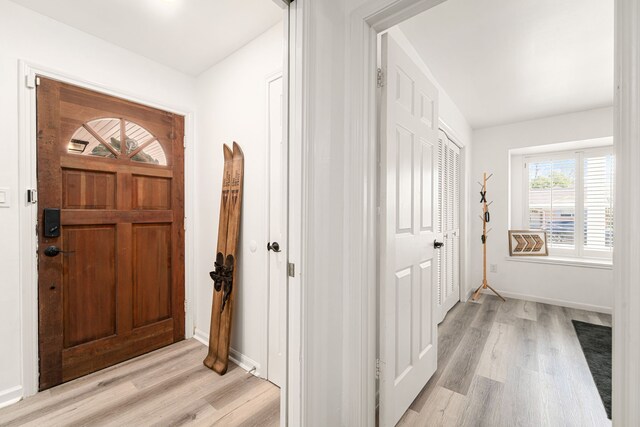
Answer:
top-left (0, 339), bottom-right (279, 427)
top-left (398, 295), bottom-right (612, 427)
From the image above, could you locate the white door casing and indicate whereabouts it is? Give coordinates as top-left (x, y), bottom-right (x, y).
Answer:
top-left (379, 33), bottom-right (440, 427)
top-left (436, 131), bottom-right (461, 323)
top-left (267, 74), bottom-right (286, 388)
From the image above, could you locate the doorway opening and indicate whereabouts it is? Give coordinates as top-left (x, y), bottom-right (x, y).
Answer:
top-left (375, 1), bottom-right (614, 426)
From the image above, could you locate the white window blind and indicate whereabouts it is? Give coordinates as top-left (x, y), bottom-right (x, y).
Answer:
top-left (583, 151), bottom-right (615, 255)
top-left (527, 157), bottom-right (576, 250)
top-left (525, 146), bottom-right (614, 259)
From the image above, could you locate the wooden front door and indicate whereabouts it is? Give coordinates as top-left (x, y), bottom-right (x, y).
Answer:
top-left (36, 77), bottom-right (185, 390)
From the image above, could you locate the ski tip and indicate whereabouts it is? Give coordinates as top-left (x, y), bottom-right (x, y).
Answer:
top-left (232, 141), bottom-right (244, 158)
top-left (223, 144), bottom-right (233, 160)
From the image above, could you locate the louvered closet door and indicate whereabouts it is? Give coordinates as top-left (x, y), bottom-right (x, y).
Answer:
top-left (436, 132), bottom-right (460, 324)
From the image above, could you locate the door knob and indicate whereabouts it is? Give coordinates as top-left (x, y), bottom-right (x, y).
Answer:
top-left (267, 242), bottom-right (281, 253)
top-left (43, 246), bottom-right (74, 257)
top-left (433, 240), bottom-right (445, 249)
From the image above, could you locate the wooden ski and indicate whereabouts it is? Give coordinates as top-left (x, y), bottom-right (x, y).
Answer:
top-left (204, 142), bottom-right (244, 375)
top-left (204, 144), bottom-right (234, 370)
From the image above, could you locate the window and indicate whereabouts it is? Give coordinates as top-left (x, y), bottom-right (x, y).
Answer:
top-left (524, 146), bottom-right (614, 259)
top-left (68, 118), bottom-right (167, 165)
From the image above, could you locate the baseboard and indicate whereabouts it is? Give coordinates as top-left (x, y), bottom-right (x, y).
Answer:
top-left (193, 328), bottom-right (263, 377)
top-left (193, 328), bottom-right (209, 347)
top-left (0, 386), bottom-right (23, 409)
top-left (463, 287), bottom-right (475, 302)
top-left (479, 289), bottom-right (612, 314)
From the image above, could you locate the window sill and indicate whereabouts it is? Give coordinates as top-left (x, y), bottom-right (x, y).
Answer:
top-left (504, 256), bottom-right (612, 270)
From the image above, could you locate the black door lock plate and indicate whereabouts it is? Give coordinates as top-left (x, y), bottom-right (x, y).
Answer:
top-left (43, 208), bottom-right (61, 238)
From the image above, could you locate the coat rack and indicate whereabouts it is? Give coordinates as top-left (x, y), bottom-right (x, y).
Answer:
top-left (472, 172), bottom-right (505, 302)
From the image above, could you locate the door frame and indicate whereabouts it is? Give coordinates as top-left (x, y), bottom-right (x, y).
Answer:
top-left (337, 0), bottom-right (633, 424)
top-left (17, 61), bottom-right (196, 398)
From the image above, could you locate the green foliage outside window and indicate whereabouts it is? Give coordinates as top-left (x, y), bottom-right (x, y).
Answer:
top-left (530, 171), bottom-right (574, 189)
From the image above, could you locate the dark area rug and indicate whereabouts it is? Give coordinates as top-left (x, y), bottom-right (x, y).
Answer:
top-left (572, 320), bottom-right (612, 419)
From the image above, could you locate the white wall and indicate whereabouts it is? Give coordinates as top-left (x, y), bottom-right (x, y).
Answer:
top-left (0, 0), bottom-right (197, 406)
top-left (471, 107), bottom-right (614, 311)
top-left (193, 23), bottom-right (284, 376)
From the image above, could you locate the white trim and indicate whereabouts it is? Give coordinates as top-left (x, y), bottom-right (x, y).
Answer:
top-left (229, 349), bottom-right (262, 377)
top-left (18, 60), bottom-right (196, 399)
top-left (614, 0), bottom-right (640, 424)
top-left (510, 136), bottom-right (613, 156)
top-left (0, 386), bottom-right (23, 409)
top-left (193, 329), bottom-right (262, 377)
top-left (504, 256), bottom-right (612, 270)
top-left (284, 2), bottom-right (302, 426)
top-left (478, 289), bottom-right (612, 315)
top-left (193, 327), bottom-right (208, 345)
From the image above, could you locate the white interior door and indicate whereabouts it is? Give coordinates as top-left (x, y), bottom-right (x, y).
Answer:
top-left (436, 132), bottom-right (461, 324)
top-left (267, 74), bottom-right (286, 388)
top-left (379, 34), bottom-right (440, 427)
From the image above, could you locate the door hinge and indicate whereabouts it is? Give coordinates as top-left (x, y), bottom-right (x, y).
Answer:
top-left (183, 136), bottom-right (186, 149)
top-left (26, 189), bottom-right (37, 204)
top-left (377, 68), bottom-right (385, 88)
top-left (375, 358), bottom-right (382, 379)
top-left (288, 262), bottom-right (295, 278)
top-left (184, 216), bottom-right (187, 231)
top-left (184, 299), bottom-right (188, 312)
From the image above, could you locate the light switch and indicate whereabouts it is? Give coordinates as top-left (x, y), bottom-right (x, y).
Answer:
top-left (0, 188), bottom-right (10, 208)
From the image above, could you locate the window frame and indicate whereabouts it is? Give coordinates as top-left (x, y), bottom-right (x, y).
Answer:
top-left (522, 145), bottom-right (614, 260)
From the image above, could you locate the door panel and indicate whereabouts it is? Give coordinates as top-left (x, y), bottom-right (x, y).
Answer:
top-left (132, 224), bottom-right (172, 328)
top-left (394, 267), bottom-right (412, 379)
top-left (419, 260), bottom-right (433, 354)
top-left (420, 139), bottom-right (434, 230)
top-left (396, 127), bottom-right (414, 233)
top-left (62, 169), bottom-right (117, 209)
top-left (380, 34), bottom-right (440, 427)
top-left (132, 175), bottom-right (172, 209)
top-left (267, 75), bottom-right (286, 388)
top-left (37, 77), bottom-right (185, 390)
top-left (63, 226), bottom-right (117, 347)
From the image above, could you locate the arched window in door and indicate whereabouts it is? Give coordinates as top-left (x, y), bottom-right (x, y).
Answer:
top-left (67, 118), bottom-right (167, 166)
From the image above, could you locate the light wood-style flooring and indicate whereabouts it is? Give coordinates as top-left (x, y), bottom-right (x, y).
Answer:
top-left (398, 295), bottom-right (612, 427)
top-left (0, 339), bottom-right (279, 427)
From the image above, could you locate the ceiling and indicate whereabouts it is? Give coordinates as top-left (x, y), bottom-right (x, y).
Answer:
top-left (9, 0), bottom-right (283, 76)
top-left (399, 0), bottom-right (613, 129)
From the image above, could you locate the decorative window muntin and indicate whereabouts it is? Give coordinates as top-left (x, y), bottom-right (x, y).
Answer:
top-left (68, 118), bottom-right (167, 165)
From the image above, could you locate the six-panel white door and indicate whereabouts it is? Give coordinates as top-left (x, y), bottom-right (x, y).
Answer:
top-left (379, 34), bottom-right (441, 427)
